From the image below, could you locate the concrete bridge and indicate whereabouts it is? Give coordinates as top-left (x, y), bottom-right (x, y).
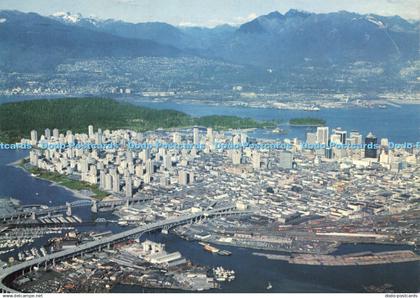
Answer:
top-left (0, 205), bottom-right (252, 293)
top-left (0, 197), bottom-right (151, 223)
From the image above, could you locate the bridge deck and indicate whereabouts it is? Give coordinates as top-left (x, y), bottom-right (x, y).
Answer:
top-left (0, 198), bottom-right (151, 221)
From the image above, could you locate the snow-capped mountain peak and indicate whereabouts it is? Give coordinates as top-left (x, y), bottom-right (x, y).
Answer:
top-left (366, 15), bottom-right (385, 28)
top-left (50, 11), bottom-right (101, 27)
top-left (51, 11), bottom-right (82, 23)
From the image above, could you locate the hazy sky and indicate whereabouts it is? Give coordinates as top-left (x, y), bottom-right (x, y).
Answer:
top-left (0, 0), bottom-right (418, 26)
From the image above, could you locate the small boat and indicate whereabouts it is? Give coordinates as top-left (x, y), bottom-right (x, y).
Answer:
top-left (272, 128), bottom-right (286, 134)
top-left (266, 282), bottom-right (272, 290)
top-left (213, 267), bottom-right (235, 282)
top-left (217, 250), bottom-right (232, 256)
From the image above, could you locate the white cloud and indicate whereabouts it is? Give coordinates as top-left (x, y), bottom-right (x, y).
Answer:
top-left (178, 21), bottom-right (200, 27)
top-left (233, 12), bottom-right (258, 24)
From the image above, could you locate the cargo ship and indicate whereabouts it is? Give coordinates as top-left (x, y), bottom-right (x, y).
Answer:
top-left (198, 242), bottom-right (231, 256)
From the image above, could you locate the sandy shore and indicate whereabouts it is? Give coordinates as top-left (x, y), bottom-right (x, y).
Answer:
top-left (10, 158), bottom-right (93, 201)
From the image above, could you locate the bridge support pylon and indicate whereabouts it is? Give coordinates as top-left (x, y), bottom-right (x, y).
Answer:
top-left (91, 200), bottom-right (98, 213)
top-left (66, 202), bottom-right (72, 217)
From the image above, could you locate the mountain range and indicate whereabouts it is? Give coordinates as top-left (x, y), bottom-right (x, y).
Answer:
top-left (0, 10), bottom-right (182, 72)
top-left (0, 9), bottom-right (418, 72)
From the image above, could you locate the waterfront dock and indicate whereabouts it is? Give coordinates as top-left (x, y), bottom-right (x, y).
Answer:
top-left (253, 250), bottom-right (420, 266)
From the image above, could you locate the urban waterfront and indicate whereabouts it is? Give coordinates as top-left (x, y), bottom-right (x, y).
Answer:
top-left (2, 96), bottom-right (420, 142)
top-left (0, 102), bottom-right (419, 293)
top-left (112, 233), bottom-right (419, 293)
top-left (0, 150), bottom-right (419, 293)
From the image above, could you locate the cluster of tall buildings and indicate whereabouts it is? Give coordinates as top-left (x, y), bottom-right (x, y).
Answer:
top-left (22, 121), bottom-right (420, 230)
top-left (27, 125), bottom-right (224, 199)
top-left (307, 127), bottom-right (378, 157)
top-left (303, 126), bottom-right (414, 172)
top-left (25, 122), bottom-right (308, 205)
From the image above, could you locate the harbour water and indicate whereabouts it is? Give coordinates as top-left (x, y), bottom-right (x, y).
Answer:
top-left (127, 99), bottom-right (420, 143)
top-left (1, 96), bottom-right (420, 142)
top-left (113, 233), bottom-right (419, 293)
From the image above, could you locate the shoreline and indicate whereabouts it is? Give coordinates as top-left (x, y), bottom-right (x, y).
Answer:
top-left (10, 157), bottom-right (93, 201)
top-left (125, 98), bottom-right (420, 110)
top-left (3, 95), bottom-right (420, 109)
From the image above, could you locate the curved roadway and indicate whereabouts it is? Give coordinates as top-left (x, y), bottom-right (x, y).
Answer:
top-left (0, 206), bottom-right (250, 293)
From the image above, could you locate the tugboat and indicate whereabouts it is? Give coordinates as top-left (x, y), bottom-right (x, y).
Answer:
top-left (266, 282), bottom-right (272, 290)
